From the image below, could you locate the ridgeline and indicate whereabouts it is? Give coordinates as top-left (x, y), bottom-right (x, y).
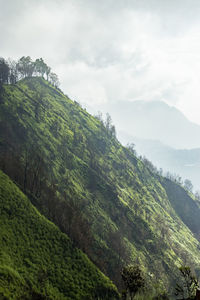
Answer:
top-left (1, 77), bottom-right (200, 298)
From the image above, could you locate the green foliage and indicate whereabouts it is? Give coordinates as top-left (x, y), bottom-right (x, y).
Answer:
top-left (175, 266), bottom-right (198, 300)
top-left (0, 170), bottom-right (119, 299)
top-left (122, 281), bottom-right (169, 300)
top-left (121, 265), bottom-right (145, 299)
top-left (133, 293), bottom-right (169, 300)
top-left (0, 77), bottom-right (200, 294)
top-left (0, 58), bottom-right (9, 85)
top-left (162, 178), bottom-right (200, 236)
top-left (0, 56), bottom-right (59, 87)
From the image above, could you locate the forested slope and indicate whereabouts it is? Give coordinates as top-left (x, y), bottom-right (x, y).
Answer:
top-left (0, 77), bottom-right (200, 292)
top-left (0, 170), bottom-right (118, 299)
top-left (162, 177), bottom-right (200, 238)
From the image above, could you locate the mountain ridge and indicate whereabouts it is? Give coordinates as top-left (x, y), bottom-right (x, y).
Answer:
top-left (1, 77), bottom-right (200, 296)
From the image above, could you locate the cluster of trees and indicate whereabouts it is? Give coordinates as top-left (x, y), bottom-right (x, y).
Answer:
top-left (0, 56), bottom-right (59, 87)
top-left (121, 265), bottom-right (171, 300)
top-left (95, 112), bottom-right (198, 204)
top-left (121, 265), bottom-right (145, 300)
top-left (95, 111), bottom-right (116, 138)
top-left (175, 265), bottom-right (199, 300)
top-left (121, 264), bottom-right (199, 300)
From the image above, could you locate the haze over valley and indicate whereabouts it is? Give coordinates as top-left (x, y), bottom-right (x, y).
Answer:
top-left (86, 100), bottom-right (200, 191)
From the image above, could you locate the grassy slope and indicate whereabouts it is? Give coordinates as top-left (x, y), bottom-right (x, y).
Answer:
top-left (0, 170), bottom-right (119, 300)
top-left (0, 78), bottom-right (200, 291)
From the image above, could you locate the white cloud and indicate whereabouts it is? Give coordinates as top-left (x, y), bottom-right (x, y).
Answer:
top-left (1, 0), bottom-right (200, 124)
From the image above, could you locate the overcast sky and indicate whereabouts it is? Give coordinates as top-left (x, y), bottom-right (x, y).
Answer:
top-left (1, 0), bottom-right (200, 124)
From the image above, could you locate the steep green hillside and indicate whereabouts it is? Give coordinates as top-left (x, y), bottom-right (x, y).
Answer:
top-left (0, 77), bottom-right (200, 292)
top-left (162, 178), bottom-right (200, 238)
top-left (0, 170), bottom-right (119, 299)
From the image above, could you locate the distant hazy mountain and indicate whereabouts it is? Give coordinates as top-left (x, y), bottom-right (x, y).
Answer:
top-left (90, 100), bottom-right (200, 190)
top-left (102, 100), bottom-right (200, 149)
top-left (122, 136), bottom-right (200, 191)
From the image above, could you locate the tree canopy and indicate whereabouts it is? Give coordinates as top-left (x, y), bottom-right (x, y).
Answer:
top-left (121, 265), bottom-right (145, 300)
top-left (0, 57), bottom-right (9, 85)
top-left (0, 56), bottom-right (59, 87)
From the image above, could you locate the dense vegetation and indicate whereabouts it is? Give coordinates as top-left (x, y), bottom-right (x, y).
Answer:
top-left (162, 178), bottom-right (200, 240)
top-left (0, 170), bottom-right (118, 299)
top-left (1, 76), bottom-right (200, 297)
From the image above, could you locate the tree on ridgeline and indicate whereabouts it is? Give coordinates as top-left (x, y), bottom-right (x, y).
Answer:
top-left (141, 156), bottom-right (158, 174)
top-left (105, 113), bottom-right (116, 137)
top-left (94, 111), bottom-right (116, 138)
top-left (195, 190), bottom-right (200, 202)
top-left (126, 143), bottom-right (137, 156)
top-left (16, 56), bottom-right (35, 78)
top-left (34, 58), bottom-right (50, 78)
top-left (0, 56), bottom-right (60, 87)
top-left (0, 58), bottom-right (9, 85)
top-left (33, 58), bottom-right (52, 81)
top-left (184, 179), bottom-right (193, 193)
top-left (45, 65), bottom-right (51, 81)
top-left (165, 171), bottom-right (182, 185)
top-left (49, 72), bottom-right (60, 88)
top-left (7, 58), bottom-right (18, 84)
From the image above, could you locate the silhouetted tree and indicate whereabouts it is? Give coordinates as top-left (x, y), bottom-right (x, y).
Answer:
top-left (195, 191), bottom-right (200, 202)
top-left (175, 266), bottom-right (198, 299)
top-left (17, 56), bottom-right (34, 78)
top-left (45, 66), bottom-right (51, 81)
top-left (34, 58), bottom-right (48, 78)
top-left (127, 143), bottom-right (137, 156)
top-left (95, 111), bottom-right (103, 123)
top-left (184, 179), bottom-right (193, 193)
top-left (0, 58), bottom-right (9, 85)
top-left (105, 112), bottom-right (112, 131)
top-left (0, 56), bottom-right (60, 88)
top-left (49, 72), bottom-right (60, 87)
top-left (121, 265), bottom-right (145, 300)
top-left (165, 172), bottom-right (182, 185)
top-left (105, 113), bottom-right (116, 137)
top-left (7, 58), bottom-right (18, 84)
top-left (142, 156), bottom-right (157, 174)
